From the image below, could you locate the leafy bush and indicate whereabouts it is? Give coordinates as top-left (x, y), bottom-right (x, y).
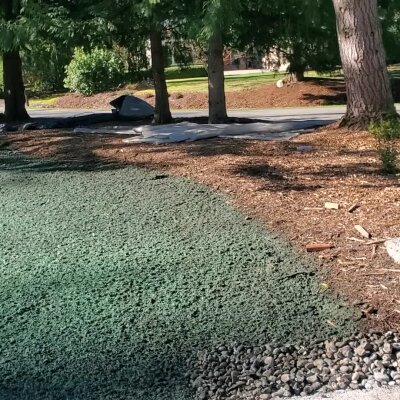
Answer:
top-left (370, 117), bottom-right (400, 140)
top-left (377, 146), bottom-right (398, 174)
top-left (64, 48), bottom-right (128, 95)
top-left (370, 117), bottom-right (400, 174)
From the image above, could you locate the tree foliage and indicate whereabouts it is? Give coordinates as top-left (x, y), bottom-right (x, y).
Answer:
top-left (2, 0), bottom-right (400, 122)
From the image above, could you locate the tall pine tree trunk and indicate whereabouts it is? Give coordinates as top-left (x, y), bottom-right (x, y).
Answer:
top-left (150, 30), bottom-right (172, 125)
top-left (2, 0), bottom-right (29, 122)
top-left (208, 32), bottom-right (228, 124)
top-left (333, 0), bottom-right (396, 128)
top-left (3, 51), bottom-right (29, 121)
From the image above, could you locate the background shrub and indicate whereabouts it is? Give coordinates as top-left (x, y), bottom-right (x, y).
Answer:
top-left (64, 48), bottom-right (128, 95)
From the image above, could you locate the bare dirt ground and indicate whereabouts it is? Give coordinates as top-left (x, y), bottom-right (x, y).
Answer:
top-left (1, 126), bottom-right (400, 332)
top-left (51, 78), bottom-right (400, 110)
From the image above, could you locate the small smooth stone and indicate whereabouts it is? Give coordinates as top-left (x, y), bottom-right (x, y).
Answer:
top-left (306, 375), bottom-right (319, 384)
top-left (352, 372), bottom-right (365, 382)
top-left (309, 382), bottom-right (322, 392)
top-left (296, 359), bottom-right (307, 368)
top-left (355, 342), bottom-right (373, 357)
top-left (374, 371), bottom-right (390, 382)
top-left (263, 356), bottom-right (274, 366)
top-left (365, 382), bottom-right (373, 390)
top-left (338, 382), bottom-right (349, 390)
top-left (350, 383), bottom-right (360, 390)
top-left (281, 374), bottom-right (290, 384)
top-left (231, 371), bottom-right (239, 383)
top-left (340, 346), bottom-right (354, 358)
top-left (325, 342), bottom-right (337, 355)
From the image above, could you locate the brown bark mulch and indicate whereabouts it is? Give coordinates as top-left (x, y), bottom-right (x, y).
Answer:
top-left (51, 78), bottom-right (400, 111)
top-left (53, 78), bottom-right (346, 110)
top-left (1, 127), bottom-right (400, 332)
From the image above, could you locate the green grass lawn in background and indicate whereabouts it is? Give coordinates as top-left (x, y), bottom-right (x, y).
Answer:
top-left (164, 71), bottom-right (288, 93)
top-left (27, 65), bottom-right (400, 104)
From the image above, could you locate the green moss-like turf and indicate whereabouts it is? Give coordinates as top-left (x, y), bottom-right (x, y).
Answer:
top-left (0, 150), bottom-right (356, 400)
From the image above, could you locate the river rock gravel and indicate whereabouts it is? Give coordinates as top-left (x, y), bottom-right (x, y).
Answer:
top-left (188, 332), bottom-right (400, 399)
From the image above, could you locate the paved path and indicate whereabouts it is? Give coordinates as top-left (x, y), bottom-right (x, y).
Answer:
top-left (24, 106), bottom-right (346, 125)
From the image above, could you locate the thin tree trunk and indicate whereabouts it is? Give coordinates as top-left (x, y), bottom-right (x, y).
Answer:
top-left (3, 52), bottom-right (29, 121)
top-left (2, 0), bottom-right (29, 122)
top-left (150, 30), bottom-right (172, 125)
top-left (332, 0), bottom-right (396, 128)
top-left (208, 31), bottom-right (228, 124)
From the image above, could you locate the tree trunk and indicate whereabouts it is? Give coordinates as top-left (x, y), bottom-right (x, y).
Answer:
top-left (2, 0), bottom-right (29, 122)
top-left (332, 0), bottom-right (396, 128)
top-left (289, 69), bottom-right (305, 83)
top-left (150, 30), bottom-right (172, 125)
top-left (288, 45), bottom-right (306, 82)
top-left (208, 32), bottom-right (228, 124)
top-left (3, 51), bottom-right (29, 122)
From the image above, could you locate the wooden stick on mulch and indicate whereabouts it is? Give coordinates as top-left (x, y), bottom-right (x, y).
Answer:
top-left (355, 225), bottom-right (371, 239)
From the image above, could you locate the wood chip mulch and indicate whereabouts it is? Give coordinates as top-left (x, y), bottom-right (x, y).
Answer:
top-left (52, 78), bottom-right (346, 110)
top-left (2, 126), bottom-right (400, 332)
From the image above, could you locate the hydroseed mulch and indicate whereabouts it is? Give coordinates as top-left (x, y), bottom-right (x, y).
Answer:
top-left (0, 150), bottom-right (356, 399)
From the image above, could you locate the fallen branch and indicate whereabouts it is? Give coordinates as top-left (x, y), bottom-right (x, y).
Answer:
top-left (365, 239), bottom-right (388, 245)
top-left (347, 237), bottom-right (365, 243)
top-left (371, 244), bottom-right (377, 259)
top-left (306, 243), bottom-right (334, 252)
top-left (348, 203), bottom-right (360, 213)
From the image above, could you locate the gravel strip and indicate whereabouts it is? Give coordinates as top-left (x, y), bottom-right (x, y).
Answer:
top-left (189, 332), bottom-right (400, 399)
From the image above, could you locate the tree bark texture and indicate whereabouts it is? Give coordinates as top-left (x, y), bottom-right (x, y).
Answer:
top-left (3, 51), bottom-right (29, 121)
top-left (288, 44), bottom-right (306, 82)
top-left (150, 30), bottom-right (172, 124)
top-left (289, 69), bottom-right (305, 83)
top-left (2, 0), bottom-right (29, 121)
top-left (332, 0), bottom-right (396, 128)
top-left (208, 32), bottom-right (228, 124)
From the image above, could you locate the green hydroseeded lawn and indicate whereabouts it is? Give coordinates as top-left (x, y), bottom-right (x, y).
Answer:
top-left (0, 150), bottom-right (357, 400)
